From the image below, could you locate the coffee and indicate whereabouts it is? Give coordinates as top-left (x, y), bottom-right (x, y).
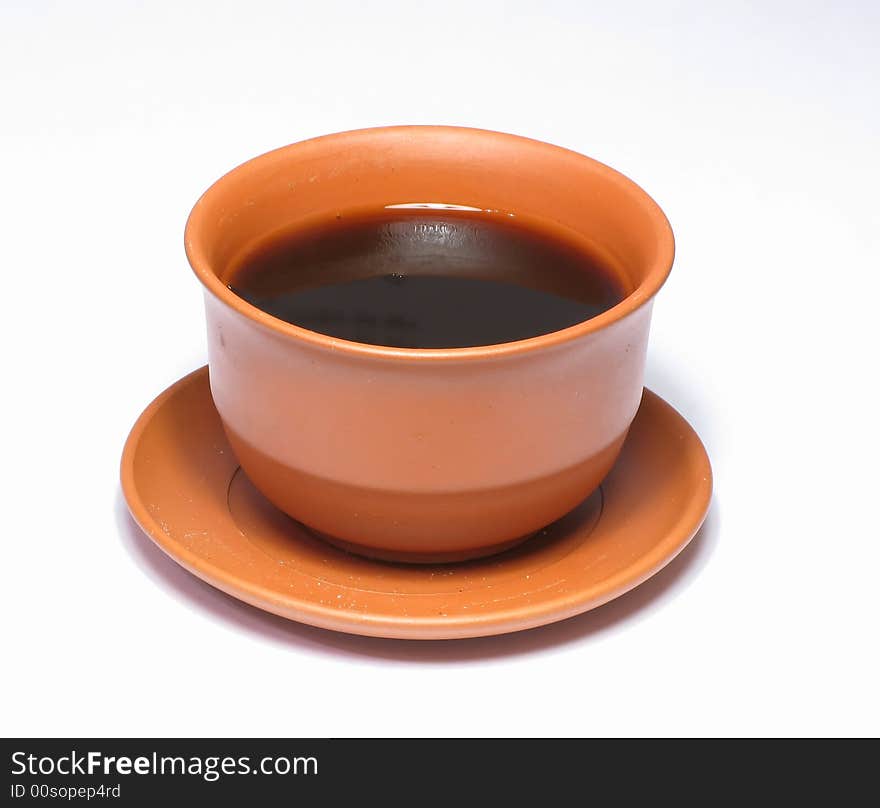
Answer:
top-left (227, 210), bottom-right (627, 349)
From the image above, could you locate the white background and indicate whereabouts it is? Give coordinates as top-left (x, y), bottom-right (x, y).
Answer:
top-left (2, 1), bottom-right (878, 737)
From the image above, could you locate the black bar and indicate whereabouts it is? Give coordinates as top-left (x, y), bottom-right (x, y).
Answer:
top-left (1, 738), bottom-right (874, 804)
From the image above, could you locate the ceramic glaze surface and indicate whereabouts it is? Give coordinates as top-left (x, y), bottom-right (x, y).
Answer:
top-left (184, 127), bottom-right (674, 560)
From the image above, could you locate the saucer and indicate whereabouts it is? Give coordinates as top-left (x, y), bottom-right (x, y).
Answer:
top-left (121, 367), bottom-right (712, 640)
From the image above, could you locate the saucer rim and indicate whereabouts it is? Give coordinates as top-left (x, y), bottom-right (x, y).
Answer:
top-left (121, 367), bottom-right (712, 639)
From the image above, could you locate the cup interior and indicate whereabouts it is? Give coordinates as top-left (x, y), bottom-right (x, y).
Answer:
top-left (185, 126), bottom-right (674, 350)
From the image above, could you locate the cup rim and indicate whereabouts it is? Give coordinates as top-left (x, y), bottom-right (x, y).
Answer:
top-left (185, 125), bottom-right (675, 361)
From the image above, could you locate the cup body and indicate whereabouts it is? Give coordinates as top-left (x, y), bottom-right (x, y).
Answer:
top-left (185, 127), bottom-right (674, 561)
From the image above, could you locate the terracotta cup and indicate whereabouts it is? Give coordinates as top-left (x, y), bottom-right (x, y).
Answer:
top-left (185, 126), bottom-right (674, 563)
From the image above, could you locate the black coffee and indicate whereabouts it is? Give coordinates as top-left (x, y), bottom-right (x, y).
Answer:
top-left (227, 211), bottom-right (627, 349)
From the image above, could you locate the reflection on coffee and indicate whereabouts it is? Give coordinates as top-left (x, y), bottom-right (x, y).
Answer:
top-left (227, 210), bottom-right (628, 349)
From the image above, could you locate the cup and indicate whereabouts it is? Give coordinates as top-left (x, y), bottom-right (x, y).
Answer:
top-left (185, 126), bottom-right (674, 562)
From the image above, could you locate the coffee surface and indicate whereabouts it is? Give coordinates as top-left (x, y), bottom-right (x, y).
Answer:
top-left (227, 211), bottom-right (626, 349)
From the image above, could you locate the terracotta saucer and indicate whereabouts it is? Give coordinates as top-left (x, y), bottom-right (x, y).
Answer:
top-left (121, 367), bottom-right (712, 640)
